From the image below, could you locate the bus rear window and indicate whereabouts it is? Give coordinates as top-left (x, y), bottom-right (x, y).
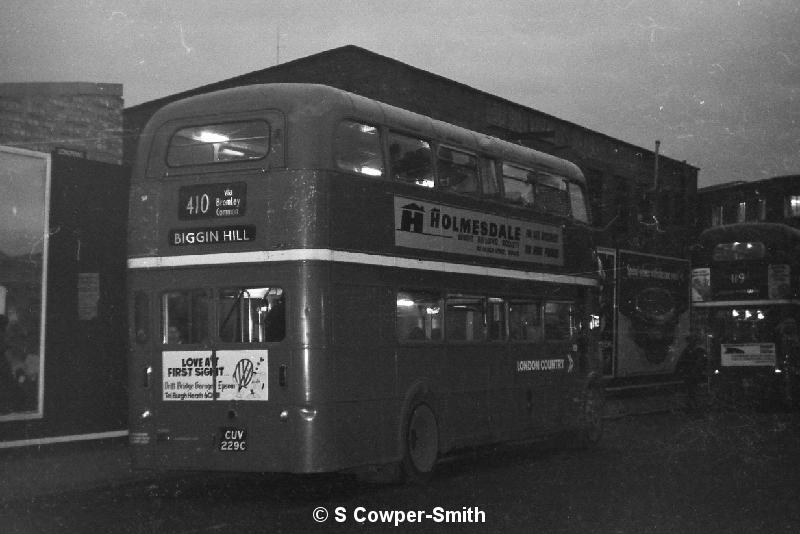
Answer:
top-left (712, 242), bottom-right (766, 261)
top-left (167, 121), bottom-right (269, 167)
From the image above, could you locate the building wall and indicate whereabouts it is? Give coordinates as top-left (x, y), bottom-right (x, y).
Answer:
top-left (1, 83), bottom-right (129, 445)
top-left (124, 45), bottom-right (698, 255)
top-left (0, 82), bottom-right (123, 165)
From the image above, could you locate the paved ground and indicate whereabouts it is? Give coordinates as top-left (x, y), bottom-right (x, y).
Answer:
top-left (0, 438), bottom-right (149, 503)
top-left (0, 389), bottom-right (693, 504)
top-left (3, 403), bottom-right (799, 533)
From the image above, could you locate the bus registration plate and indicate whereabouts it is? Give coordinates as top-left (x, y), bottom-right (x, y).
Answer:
top-left (219, 428), bottom-right (247, 452)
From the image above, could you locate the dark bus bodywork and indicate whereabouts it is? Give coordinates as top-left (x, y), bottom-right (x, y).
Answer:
top-left (127, 84), bottom-right (603, 479)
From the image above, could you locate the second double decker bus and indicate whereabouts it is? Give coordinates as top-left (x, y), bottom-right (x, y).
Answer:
top-left (127, 83), bottom-right (603, 482)
top-left (692, 223), bottom-right (800, 407)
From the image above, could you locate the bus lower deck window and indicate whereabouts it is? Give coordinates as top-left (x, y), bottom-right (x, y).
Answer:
top-left (545, 302), bottom-right (573, 341)
top-left (161, 290), bottom-right (209, 344)
top-left (218, 287), bottom-right (285, 343)
top-left (508, 301), bottom-right (542, 342)
top-left (396, 291), bottom-right (442, 341)
top-left (445, 296), bottom-right (484, 341)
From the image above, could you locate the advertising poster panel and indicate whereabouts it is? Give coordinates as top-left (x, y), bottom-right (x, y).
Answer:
top-left (0, 147), bottom-right (50, 421)
top-left (394, 196), bottom-right (564, 266)
top-left (615, 251), bottom-right (690, 377)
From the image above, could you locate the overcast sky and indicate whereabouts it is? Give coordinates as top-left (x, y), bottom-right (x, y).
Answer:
top-left (2, 0), bottom-right (799, 187)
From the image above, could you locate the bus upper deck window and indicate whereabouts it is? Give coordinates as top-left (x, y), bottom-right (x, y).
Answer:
top-left (388, 133), bottom-right (434, 188)
top-left (481, 159), bottom-right (500, 197)
top-left (335, 121), bottom-right (384, 177)
top-left (437, 147), bottom-right (478, 195)
top-left (534, 174), bottom-right (570, 217)
top-left (166, 120), bottom-right (269, 167)
top-left (502, 164), bottom-right (534, 207)
top-left (568, 182), bottom-right (589, 223)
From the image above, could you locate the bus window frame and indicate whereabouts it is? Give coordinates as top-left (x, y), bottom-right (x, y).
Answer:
top-left (501, 163), bottom-right (535, 207)
top-left (568, 181), bottom-right (589, 224)
top-left (435, 145), bottom-right (480, 197)
top-left (444, 295), bottom-right (486, 343)
top-left (333, 119), bottom-right (385, 178)
top-left (532, 172), bottom-right (571, 218)
top-left (216, 286), bottom-right (286, 344)
top-left (544, 300), bottom-right (575, 342)
top-left (486, 297), bottom-right (507, 342)
top-left (480, 158), bottom-right (501, 198)
top-left (165, 119), bottom-right (271, 168)
top-left (508, 299), bottom-right (543, 343)
top-left (160, 289), bottom-right (210, 346)
top-left (145, 109), bottom-right (286, 179)
top-left (387, 130), bottom-right (436, 189)
top-left (396, 289), bottom-right (444, 343)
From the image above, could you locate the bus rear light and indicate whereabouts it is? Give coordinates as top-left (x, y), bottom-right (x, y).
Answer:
top-left (143, 366), bottom-right (153, 388)
top-left (299, 407), bottom-right (317, 421)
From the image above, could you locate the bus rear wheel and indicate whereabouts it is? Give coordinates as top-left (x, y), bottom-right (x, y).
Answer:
top-left (402, 402), bottom-right (439, 483)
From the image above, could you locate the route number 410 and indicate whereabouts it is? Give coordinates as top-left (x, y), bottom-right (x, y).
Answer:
top-left (186, 193), bottom-right (210, 215)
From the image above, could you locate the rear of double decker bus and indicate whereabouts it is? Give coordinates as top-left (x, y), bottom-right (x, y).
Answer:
top-left (692, 223), bottom-right (800, 407)
top-left (127, 85), bottom-right (350, 473)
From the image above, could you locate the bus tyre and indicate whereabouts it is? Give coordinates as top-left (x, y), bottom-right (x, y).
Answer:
top-left (401, 402), bottom-right (439, 483)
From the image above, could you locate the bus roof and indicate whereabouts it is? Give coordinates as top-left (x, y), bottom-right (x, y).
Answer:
top-left (141, 83), bottom-right (585, 185)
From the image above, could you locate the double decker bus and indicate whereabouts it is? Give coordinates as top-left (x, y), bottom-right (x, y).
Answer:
top-left (691, 223), bottom-right (800, 407)
top-left (127, 83), bottom-right (603, 481)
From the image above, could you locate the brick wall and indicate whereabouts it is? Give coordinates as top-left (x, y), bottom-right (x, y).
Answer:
top-left (0, 82), bottom-right (123, 165)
